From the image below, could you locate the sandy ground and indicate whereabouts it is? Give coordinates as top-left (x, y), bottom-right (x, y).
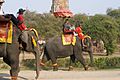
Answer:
top-left (0, 70), bottom-right (120, 80)
top-left (0, 52), bottom-right (120, 80)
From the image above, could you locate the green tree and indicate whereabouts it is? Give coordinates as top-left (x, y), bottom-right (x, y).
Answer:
top-left (84, 14), bottom-right (119, 55)
top-left (107, 8), bottom-right (120, 42)
top-left (24, 11), bottom-right (63, 39)
top-left (107, 8), bottom-right (120, 19)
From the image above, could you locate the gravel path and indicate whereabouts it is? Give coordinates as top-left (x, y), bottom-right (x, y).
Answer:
top-left (0, 70), bottom-right (120, 80)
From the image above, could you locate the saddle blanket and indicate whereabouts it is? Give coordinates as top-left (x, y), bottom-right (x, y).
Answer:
top-left (62, 34), bottom-right (76, 46)
top-left (29, 28), bottom-right (38, 47)
top-left (0, 21), bottom-right (13, 43)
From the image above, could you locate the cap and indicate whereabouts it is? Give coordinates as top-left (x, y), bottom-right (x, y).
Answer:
top-left (17, 8), bottom-right (26, 14)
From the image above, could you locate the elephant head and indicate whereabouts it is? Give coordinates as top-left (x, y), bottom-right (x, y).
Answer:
top-left (19, 28), bottom-right (41, 79)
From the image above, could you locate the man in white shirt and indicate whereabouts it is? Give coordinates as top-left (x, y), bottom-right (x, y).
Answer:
top-left (0, 0), bottom-right (4, 15)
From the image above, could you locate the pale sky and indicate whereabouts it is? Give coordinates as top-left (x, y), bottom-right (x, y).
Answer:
top-left (3, 0), bottom-right (120, 16)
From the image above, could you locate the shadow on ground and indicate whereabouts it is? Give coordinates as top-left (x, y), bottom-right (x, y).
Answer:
top-left (0, 73), bottom-right (10, 80)
top-left (0, 73), bottom-right (28, 80)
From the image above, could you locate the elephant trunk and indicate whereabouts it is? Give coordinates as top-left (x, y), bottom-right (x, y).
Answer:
top-left (88, 50), bottom-right (94, 66)
top-left (34, 48), bottom-right (40, 79)
top-left (88, 42), bottom-right (94, 66)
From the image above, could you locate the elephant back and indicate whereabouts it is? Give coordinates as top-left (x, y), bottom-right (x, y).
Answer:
top-left (0, 20), bottom-right (21, 43)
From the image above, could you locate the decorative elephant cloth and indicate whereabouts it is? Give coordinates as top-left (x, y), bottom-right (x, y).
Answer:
top-left (62, 34), bottom-right (76, 46)
top-left (0, 21), bottom-right (13, 43)
top-left (29, 28), bottom-right (38, 46)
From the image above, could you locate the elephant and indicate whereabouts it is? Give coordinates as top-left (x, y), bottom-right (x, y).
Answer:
top-left (0, 21), bottom-right (40, 80)
top-left (19, 28), bottom-right (41, 79)
top-left (40, 35), bottom-right (88, 71)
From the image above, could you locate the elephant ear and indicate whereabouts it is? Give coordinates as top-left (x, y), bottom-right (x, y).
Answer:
top-left (83, 35), bottom-right (92, 48)
top-left (18, 28), bottom-right (39, 51)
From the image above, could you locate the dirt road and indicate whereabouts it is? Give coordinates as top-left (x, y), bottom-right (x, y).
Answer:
top-left (0, 70), bottom-right (120, 80)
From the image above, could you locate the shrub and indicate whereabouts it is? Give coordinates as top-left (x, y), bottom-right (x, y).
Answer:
top-left (1, 57), bottom-right (120, 70)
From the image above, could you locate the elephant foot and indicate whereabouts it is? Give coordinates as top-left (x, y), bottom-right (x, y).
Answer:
top-left (53, 66), bottom-right (58, 71)
top-left (84, 65), bottom-right (89, 71)
top-left (11, 76), bottom-right (17, 80)
top-left (68, 66), bottom-right (74, 71)
top-left (53, 63), bottom-right (58, 71)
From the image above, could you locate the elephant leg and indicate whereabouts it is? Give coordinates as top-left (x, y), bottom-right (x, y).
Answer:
top-left (40, 54), bottom-right (50, 66)
top-left (40, 51), bottom-right (58, 71)
top-left (4, 57), bottom-right (20, 80)
top-left (39, 54), bottom-right (51, 71)
top-left (40, 55), bottom-right (58, 71)
top-left (73, 42), bottom-right (88, 70)
top-left (75, 53), bottom-right (88, 70)
top-left (10, 60), bottom-right (20, 80)
top-left (69, 55), bottom-right (75, 71)
top-left (4, 56), bottom-right (20, 80)
top-left (50, 57), bottom-right (58, 71)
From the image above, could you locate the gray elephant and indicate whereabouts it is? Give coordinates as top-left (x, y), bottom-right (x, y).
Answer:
top-left (40, 35), bottom-right (88, 71)
top-left (0, 21), bottom-right (40, 80)
top-left (19, 28), bottom-right (40, 79)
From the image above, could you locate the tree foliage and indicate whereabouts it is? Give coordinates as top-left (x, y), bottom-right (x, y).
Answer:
top-left (107, 8), bottom-right (120, 19)
top-left (24, 10), bottom-right (63, 39)
top-left (107, 8), bottom-right (120, 42)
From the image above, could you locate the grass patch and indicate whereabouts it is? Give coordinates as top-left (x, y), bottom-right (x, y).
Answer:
top-left (0, 56), bottom-right (120, 70)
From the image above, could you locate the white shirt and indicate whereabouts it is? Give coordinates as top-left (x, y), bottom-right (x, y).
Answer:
top-left (38, 40), bottom-right (46, 45)
top-left (0, 6), bottom-right (4, 15)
